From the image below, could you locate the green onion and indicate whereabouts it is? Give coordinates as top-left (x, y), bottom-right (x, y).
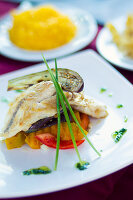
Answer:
top-left (42, 55), bottom-right (101, 158)
top-left (15, 89), bottom-right (23, 93)
top-left (54, 59), bottom-right (61, 170)
top-left (42, 55), bottom-right (82, 163)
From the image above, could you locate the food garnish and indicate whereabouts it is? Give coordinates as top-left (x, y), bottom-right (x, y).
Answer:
top-left (54, 59), bottom-right (61, 170)
top-left (124, 115), bottom-right (128, 123)
top-left (15, 90), bottom-right (23, 93)
top-left (9, 5), bottom-right (76, 50)
top-left (112, 128), bottom-right (127, 143)
top-left (75, 161), bottom-right (90, 170)
top-left (42, 56), bottom-right (101, 168)
top-left (116, 104), bottom-right (123, 108)
top-left (23, 166), bottom-right (51, 175)
top-left (100, 88), bottom-right (107, 93)
top-left (107, 15), bottom-right (133, 58)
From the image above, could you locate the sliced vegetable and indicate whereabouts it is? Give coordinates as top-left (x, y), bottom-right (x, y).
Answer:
top-left (26, 110), bottom-right (72, 133)
top-left (25, 132), bottom-right (41, 149)
top-left (8, 68), bottom-right (84, 93)
top-left (35, 133), bottom-right (85, 149)
top-left (5, 132), bottom-right (25, 149)
top-left (80, 113), bottom-right (90, 130)
top-left (35, 121), bottom-right (88, 141)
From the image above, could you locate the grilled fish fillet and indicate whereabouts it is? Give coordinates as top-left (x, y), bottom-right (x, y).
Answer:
top-left (1, 81), bottom-right (108, 139)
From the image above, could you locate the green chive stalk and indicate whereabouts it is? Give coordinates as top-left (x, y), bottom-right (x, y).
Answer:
top-left (42, 56), bottom-right (82, 163)
top-left (42, 55), bottom-right (100, 158)
top-left (54, 59), bottom-right (61, 170)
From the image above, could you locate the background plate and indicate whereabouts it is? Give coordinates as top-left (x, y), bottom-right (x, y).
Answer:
top-left (0, 3), bottom-right (97, 62)
top-left (0, 50), bottom-right (133, 198)
top-left (96, 16), bottom-right (133, 71)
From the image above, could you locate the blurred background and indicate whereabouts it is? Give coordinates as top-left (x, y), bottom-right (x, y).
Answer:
top-left (2, 0), bottom-right (133, 24)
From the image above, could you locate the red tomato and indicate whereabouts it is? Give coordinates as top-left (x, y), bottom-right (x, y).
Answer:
top-left (35, 133), bottom-right (85, 149)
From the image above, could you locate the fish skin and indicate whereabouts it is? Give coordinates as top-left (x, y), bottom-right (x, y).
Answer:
top-left (1, 81), bottom-right (108, 139)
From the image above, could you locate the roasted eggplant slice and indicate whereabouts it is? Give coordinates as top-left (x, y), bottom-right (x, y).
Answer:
top-left (26, 110), bottom-right (72, 133)
top-left (8, 68), bottom-right (84, 92)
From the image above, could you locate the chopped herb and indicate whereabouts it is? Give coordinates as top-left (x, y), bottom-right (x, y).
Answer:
top-left (116, 104), bottom-right (123, 108)
top-left (15, 90), bottom-right (23, 93)
top-left (100, 88), bottom-right (107, 93)
top-left (42, 55), bottom-right (83, 164)
top-left (124, 115), bottom-right (128, 123)
top-left (54, 59), bottom-right (61, 171)
top-left (0, 97), bottom-right (9, 104)
top-left (42, 56), bottom-right (100, 169)
top-left (100, 149), bottom-right (103, 152)
top-left (23, 166), bottom-right (51, 175)
top-left (112, 128), bottom-right (127, 143)
top-left (108, 93), bottom-right (113, 97)
top-left (75, 161), bottom-right (90, 170)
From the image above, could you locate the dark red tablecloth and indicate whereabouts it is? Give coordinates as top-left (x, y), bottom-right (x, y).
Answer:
top-left (0, 2), bottom-right (133, 200)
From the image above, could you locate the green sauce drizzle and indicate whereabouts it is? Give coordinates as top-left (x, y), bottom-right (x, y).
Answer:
top-left (100, 88), bottom-right (107, 93)
top-left (75, 161), bottom-right (90, 170)
top-left (23, 166), bottom-right (51, 175)
top-left (116, 104), bottom-right (123, 108)
top-left (112, 128), bottom-right (127, 143)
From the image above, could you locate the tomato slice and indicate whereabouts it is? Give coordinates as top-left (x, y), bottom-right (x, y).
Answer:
top-left (35, 133), bottom-right (85, 149)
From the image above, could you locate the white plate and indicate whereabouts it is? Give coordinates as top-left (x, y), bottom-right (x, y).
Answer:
top-left (0, 3), bottom-right (97, 62)
top-left (96, 16), bottom-right (133, 71)
top-left (0, 50), bottom-right (133, 198)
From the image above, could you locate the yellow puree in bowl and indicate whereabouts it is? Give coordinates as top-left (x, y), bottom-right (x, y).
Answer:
top-left (9, 5), bottom-right (77, 50)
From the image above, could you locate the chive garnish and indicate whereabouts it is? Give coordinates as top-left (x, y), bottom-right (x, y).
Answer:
top-left (54, 59), bottom-right (61, 170)
top-left (100, 88), bottom-right (107, 93)
top-left (116, 104), bottom-right (123, 108)
top-left (15, 89), bottom-right (23, 93)
top-left (42, 55), bottom-right (101, 159)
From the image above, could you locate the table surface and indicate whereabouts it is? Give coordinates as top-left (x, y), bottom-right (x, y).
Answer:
top-left (0, 2), bottom-right (133, 200)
